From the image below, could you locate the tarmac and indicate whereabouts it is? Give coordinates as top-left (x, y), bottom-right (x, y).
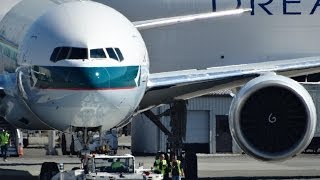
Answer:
top-left (1, 136), bottom-right (320, 179)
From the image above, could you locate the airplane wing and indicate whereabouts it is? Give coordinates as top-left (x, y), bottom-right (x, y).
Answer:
top-left (133, 8), bottom-right (251, 30)
top-left (139, 57), bottom-right (320, 111)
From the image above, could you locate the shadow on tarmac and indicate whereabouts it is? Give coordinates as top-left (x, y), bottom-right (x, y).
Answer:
top-left (198, 177), bottom-right (320, 180)
top-left (1, 170), bottom-right (320, 180)
top-left (0, 168), bottom-right (37, 180)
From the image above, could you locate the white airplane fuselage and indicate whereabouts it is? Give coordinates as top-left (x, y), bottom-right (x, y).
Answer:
top-left (1, 0), bottom-right (320, 132)
top-left (0, 0), bottom-right (148, 131)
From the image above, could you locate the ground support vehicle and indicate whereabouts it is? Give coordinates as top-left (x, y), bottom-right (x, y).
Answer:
top-left (48, 154), bottom-right (163, 180)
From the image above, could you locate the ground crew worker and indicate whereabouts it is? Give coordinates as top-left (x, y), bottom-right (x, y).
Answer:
top-left (171, 155), bottom-right (184, 180)
top-left (153, 153), bottom-right (168, 178)
top-left (153, 154), bottom-right (161, 173)
top-left (0, 129), bottom-right (10, 162)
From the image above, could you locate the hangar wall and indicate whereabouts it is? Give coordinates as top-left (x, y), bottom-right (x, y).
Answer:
top-left (303, 83), bottom-right (320, 137)
top-left (131, 93), bottom-right (243, 155)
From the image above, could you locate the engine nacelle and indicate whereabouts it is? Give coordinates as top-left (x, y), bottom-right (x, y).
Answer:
top-left (229, 74), bottom-right (316, 161)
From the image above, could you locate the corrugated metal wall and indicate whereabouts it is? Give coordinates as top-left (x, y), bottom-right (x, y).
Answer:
top-left (131, 112), bottom-right (160, 155)
top-left (132, 95), bottom-right (240, 154)
top-left (303, 83), bottom-right (320, 137)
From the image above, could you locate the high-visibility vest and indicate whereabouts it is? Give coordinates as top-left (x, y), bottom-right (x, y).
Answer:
top-left (160, 160), bottom-right (167, 175)
top-left (154, 159), bottom-right (167, 174)
top-left (0, 132), bottom-right (9, 146)
top-left (154, 159), bottom-right (160, 169)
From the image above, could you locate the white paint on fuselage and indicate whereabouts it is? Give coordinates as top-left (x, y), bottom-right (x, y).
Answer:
top-left (0, 0), bottom-right (149, 131)
top-left (18, 1), bottom-right (147, 67)
top-left (0, 0), bottom-right (21, 22)
top-left (25, 87), bottom-right (146, 130)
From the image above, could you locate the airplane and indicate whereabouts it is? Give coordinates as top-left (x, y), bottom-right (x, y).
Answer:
top-left (0, 0), bottom-right (320, 162)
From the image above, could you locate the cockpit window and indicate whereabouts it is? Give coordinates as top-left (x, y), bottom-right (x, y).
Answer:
top-left (115, 48), bottom-right (124, 61)
top-left (106, 48), bottom-right (124, 62)
top-left (90, 48), bottom-right (106, 58)
top-left (106, 48), bottom-right (118, 61)
top-left (50, 47), bottom-right (88, 62)
top-left (69, 48), bottom-right (88, 59)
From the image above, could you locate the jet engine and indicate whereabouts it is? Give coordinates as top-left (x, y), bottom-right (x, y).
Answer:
top-left (229, 74), bottom-right (316, 161)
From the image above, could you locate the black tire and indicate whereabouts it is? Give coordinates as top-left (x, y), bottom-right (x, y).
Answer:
top-left (184, 151), bottom-right (198, 180)
top-left (39, 162), bottom-right (59, 180)
top-left (61, 133), bottom-right (67, 155)
top-left (23, 138), bottom-right (29, 148)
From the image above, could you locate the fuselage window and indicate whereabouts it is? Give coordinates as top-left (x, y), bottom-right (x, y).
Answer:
top-left (115, 48), bottom-right (124, 61)
top-left (50, 47), bottom-right (88, 62)
top-left (90, 48), bottom-right (106, 58)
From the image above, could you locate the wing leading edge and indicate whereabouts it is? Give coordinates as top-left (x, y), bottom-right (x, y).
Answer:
top-left (139, 57), bottom-right (320, 111)
top-left (133, 8), bottom-right (251, 30)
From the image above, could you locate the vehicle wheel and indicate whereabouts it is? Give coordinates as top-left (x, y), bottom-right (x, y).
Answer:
top-left (184, 151), bottom-right (198, 180)
top-left (22, 138), bottom-right (29, 148)
top-left (39, 162), bottom-right (59, 180)
top-left (23, 138), bottom-right (29, 148)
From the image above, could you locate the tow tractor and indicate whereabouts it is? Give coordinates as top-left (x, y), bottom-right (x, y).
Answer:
top-left (49, 154), bottom-right (163, 180)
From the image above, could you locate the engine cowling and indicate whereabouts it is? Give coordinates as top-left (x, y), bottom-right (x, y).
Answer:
top-left (229, 74), bottom-right (316, 161)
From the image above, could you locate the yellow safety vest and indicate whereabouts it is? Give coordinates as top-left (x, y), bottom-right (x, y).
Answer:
top-left (0, 132), bottom-right (9, 146)
top-left (160, 160), bottom-right (167, 175)
top-left (154, 159), bottom-right (160, 169)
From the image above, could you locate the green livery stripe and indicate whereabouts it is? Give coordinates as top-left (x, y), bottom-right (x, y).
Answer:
top-left (32, 66), bottom-right (140, 90)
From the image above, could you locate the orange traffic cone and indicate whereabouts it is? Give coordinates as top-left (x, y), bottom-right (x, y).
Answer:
top-left (18, 143), bottom-right (24, 157)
